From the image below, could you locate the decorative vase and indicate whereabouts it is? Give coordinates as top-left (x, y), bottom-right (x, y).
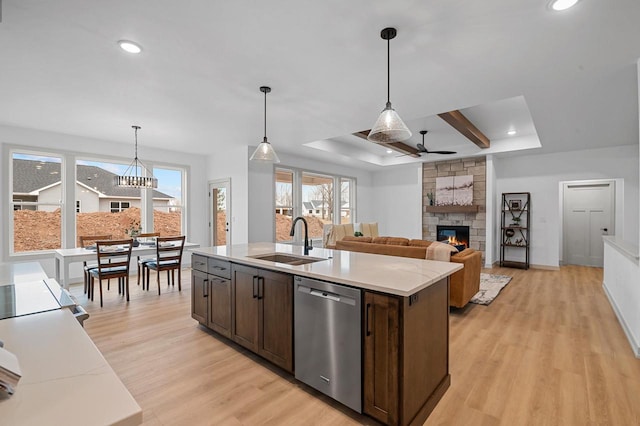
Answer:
top-left (132, 237), bottom-right (140, 247)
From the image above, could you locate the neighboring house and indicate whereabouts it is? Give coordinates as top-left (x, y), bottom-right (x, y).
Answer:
top-left (301, 200), bottom-right (349, 218)
top-left (12, 159), bottom-right (173, 212)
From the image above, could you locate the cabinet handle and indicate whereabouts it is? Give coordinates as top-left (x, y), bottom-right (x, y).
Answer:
top-left (203, 278), bottom-right (208, 297)
top-left (257, 276), bottom-right (264, 300)
top-left (365, 303), bottom-right (371, 336)
top-left (252, 276), bottom-right (258, 298)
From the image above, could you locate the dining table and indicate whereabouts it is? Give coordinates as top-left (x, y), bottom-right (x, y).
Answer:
top-left (53, 241), bottom-right (200, 289)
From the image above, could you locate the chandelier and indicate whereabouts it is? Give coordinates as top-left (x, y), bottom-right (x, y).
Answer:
top-left (114, 125), bottom-right (158, 188)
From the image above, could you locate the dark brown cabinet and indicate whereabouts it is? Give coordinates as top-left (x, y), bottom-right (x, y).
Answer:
top-left (231, 264), bottom-right (293, 373)
top-left (191, 254), bottom-right (231, 338)
top-left (363, 277), bottom-right (450, 426)
top-left (191, 269), bottom-right (208, 324)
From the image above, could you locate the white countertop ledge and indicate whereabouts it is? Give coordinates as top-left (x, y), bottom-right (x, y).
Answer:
top-left (603, 236), bottom-right (640, 263)
top-left (192, 243), bottom-right (463, 297)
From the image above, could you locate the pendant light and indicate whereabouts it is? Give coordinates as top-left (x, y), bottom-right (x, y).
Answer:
top-left (250, 86), bottom-right (280, 163)
top-left (368, 27), bottom-right (412, 144)
top-left (114, 125), bottom-right (158, 188)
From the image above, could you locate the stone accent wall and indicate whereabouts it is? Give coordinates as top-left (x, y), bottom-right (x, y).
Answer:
top-left (422, 157), bottom-right (486, 259)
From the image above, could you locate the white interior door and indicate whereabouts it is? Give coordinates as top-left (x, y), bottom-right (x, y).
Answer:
top-left (209, 179), bottom-right (231, 246)
top-left (563, 181), bottom-right (614, 267)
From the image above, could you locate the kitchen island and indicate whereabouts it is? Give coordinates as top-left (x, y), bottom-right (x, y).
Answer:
top-left (191, 243), bottom-right (462, 426)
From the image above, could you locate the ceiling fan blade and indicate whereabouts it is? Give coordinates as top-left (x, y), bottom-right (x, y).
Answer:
top-left (428, 150), bottom-right (457, 155)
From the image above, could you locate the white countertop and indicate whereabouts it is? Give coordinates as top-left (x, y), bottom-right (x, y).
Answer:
top-left (0, 309), bottom-right (142, 426)
top-left (0, 262), bottom-right (48, 286)
top-left (603, 236), bottom-right (639, 263)
top-left (192, 243), bottom-right (463, 297)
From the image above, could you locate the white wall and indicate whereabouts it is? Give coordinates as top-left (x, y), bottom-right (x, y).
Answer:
top-left (495, 144), bottom-right (639, 268)
top-left (0, 124), bottom-right (209, 281)
top-left (206, 145), bottom-right (250, 245)
top-left (370, 164), bottom-right (423, 239)
top-left (485, 155), bottom-right (498, 267)
top-left (247, 149), bottom-right (374, 243)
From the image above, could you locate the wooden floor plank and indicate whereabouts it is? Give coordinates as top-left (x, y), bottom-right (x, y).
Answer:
top-left (70, 265), bottom-right (640, 425)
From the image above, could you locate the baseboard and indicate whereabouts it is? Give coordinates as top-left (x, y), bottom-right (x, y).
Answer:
top-left (529, 264), bottom-right (560, 270)
top-left (602, 280), bottom-right (640, 358)
top-left (485, 262), bottom-right (560, 271)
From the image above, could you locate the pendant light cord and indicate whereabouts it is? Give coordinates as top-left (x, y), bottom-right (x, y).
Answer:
top-left (387, 37), bottom-right (390, 104)
top-left (264, 90), bottom-right (267, 140)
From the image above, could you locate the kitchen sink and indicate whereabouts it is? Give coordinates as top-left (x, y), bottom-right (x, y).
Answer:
top-left (249, 253), bottom-right (328, 266)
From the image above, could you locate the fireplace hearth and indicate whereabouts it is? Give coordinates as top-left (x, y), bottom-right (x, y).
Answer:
top-left (436, 225), bottom-right (470, 248)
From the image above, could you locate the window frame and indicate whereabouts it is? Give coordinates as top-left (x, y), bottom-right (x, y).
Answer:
top-left (4, 144), bottom-right (190, 261)
top-left (274, 166), bottom-right (357, 244)
top-left (8, 149), bottom-right (65, 256)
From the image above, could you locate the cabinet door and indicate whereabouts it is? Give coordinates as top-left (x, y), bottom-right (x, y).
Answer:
top-left (258, 269), bottom-right (293, 373)
top-left (191, 270), bottom-right (208, 324)
top-left (363, 291), bottom-right (400, 425)
top-left (208, 276), bottom-right (231, 338)
top-left (231, 264), bottom-right (260, 352)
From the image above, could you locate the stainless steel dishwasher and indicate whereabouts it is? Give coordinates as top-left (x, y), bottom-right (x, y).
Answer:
top-left (294, 276), bottom-right (362, 413)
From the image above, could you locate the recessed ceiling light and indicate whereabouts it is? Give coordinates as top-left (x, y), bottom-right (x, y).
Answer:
top-left (118, 40), bottom-right (143, 54)
top-left (507, 130), bottom-right (517, 136)
top-left (386, 149), bottom-right (393, 154)
top-left (549, 0), bottom-right (579, 11)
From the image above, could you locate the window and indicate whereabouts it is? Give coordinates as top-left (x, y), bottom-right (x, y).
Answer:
top-left (110, 201), bottom-right (130, 213)
top-left (274, 168), bottom-right (356, 243)
top-left (153, 167), bottom-right (184, 236)
top-left (76, 159), bottom-right (140, 247)
top-left (275, 169), bottom-right (294, 242)
top-left (11, 152), bottom-right (63, 253)
top-left (7, 148), bottom-right (188, 256)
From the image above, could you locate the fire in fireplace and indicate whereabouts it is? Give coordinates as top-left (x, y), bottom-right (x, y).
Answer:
top-left (436, 225), bottom-right (470, 248)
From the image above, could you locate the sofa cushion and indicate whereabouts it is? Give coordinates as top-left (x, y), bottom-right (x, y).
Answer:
top-left (409, 239), bottom-right (433, 248)
top-left (342, 236), bottom-right (373, 243)
top-left (324, 223), bottom-right (354, 247)
top-left (372, 236), bottom-right (410, 246)
top-left (357, 222), bottom-right (379, 238)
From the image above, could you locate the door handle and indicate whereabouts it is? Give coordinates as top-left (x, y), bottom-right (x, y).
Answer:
top-left (600, 228), bottom-right (608, 232)
top-left (203, 278), bottom-right (208, 297)
top-left (252, 276), bottom-right (258, 298)
top-left (257, 276), bottom-right (264, 300)
top-left (365, 303), bottom-right (372, 336)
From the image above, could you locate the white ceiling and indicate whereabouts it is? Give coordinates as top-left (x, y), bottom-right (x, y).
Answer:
top-left (0, 1), bottom-right (638, 171)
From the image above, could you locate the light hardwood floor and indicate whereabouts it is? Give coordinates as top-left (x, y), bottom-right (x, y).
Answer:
top-left (71, 266), bottom-right (640, 425)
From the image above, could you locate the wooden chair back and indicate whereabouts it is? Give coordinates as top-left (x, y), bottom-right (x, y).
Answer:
top-left (95, 239), bottom-right (133, 277)
top-left (79, 234), bottom-right (112, 248)
top-left (154, 236), bottom-right (186, 268)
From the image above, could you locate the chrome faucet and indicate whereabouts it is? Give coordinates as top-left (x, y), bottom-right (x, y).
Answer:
top-left (289, 216), bottom-right (313, 255)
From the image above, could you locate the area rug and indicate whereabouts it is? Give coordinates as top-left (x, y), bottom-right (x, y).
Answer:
top-left (470, 273), bottom-right (513, 305)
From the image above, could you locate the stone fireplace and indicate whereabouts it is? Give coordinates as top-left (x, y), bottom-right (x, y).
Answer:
top-left (423, 157), bottom-right (486, 260)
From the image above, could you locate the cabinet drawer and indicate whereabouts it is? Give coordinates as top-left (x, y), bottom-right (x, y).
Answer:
top-left (192, 254), bottom-right (208, 273)
top-left (208, 258), bottom-right (231, 279)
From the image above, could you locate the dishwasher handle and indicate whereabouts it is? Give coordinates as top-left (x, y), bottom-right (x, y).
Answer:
top-left (309, 288), bottom-right (341, 302)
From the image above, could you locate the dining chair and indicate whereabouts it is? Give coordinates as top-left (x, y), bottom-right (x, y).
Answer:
top-left (89, 239), bottom-right (133, 307)
top-left (145, 236), bottom-right (186, 295)
top-left (78, 234), bottom-right (112, 296)
top-left (135, 232), bottom-right (161, 288)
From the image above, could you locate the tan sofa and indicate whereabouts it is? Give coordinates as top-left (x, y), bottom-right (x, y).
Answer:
top-left (335, 236), bottom-right (481, 308)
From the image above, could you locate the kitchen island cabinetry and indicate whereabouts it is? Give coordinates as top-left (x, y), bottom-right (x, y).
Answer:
top-left (364, 278), bottom-right (449, 425)
top-left (231, 264), bottom-right (293, 373)
top-left (191, 244), bottom-right (461, 426)
top-left (191, 254), bottom-right (231, 338)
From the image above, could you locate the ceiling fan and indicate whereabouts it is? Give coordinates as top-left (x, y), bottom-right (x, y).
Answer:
top-left (416, 130), bottom-right (456, 155)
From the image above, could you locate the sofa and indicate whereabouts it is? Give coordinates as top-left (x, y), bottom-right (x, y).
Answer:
top-left (335, 236), bottom-right (481, 308)
top-left (323, 222), bottom-right (379, 248)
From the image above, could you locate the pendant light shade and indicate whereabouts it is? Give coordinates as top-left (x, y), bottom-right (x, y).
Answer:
top-left (114, 125), bottom-right (158, 188)
top-left (250, 86), bottom-right (280, 163)
top-left (368, 27), bottom-right (412, 144)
